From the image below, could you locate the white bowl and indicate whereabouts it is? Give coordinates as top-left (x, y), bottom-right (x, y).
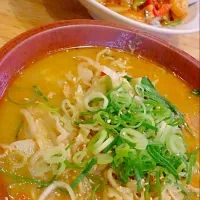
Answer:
top-left (79, 0), bottom-right (199, 35)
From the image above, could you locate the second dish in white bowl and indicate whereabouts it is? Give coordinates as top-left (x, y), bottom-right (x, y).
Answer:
top-left (79, 0), bottom-right (199, 36)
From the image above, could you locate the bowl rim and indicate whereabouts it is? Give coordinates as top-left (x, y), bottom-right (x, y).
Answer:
top-left (79, 0), bottom-right (199, 34)
top-left (0, 19), bottom-right (199, 66)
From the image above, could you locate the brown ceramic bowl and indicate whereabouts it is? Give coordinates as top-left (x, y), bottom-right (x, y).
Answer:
top-left (0, 20), bottom-right (199, 99)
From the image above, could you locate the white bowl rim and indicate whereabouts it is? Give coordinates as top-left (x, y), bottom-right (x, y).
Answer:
top-left (80, 0), bottom-right (199, 34)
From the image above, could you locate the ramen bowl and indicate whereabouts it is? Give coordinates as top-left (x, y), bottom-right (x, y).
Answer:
top-left (0, 20), bottom-right (199, 199)
top-left (0, 20), bottom-right (199, 97)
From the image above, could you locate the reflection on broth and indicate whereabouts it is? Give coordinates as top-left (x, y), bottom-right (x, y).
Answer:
top-left (0, 47), bottom-right (199, 200)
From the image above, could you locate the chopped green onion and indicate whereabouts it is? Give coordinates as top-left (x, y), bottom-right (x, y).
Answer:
top-left (89, 97), bottom-right (104, 104)
top-left (84, 92), bottom-right (108, 112)
top-left (33, 85), bottom-right (48, 102)
top-left (43, 146), bottom-right (67, 164)
top-left (73, 151), bottom-right (87, 164)
top-left (110, 90), bottom-right (132, 110)
top-left (120, 128), bottom-right (148, 149)
top-left (192, 89), bottom-right (200, 96)
top-left (184, 122), bottom-right (197, 137)
top-left (95, 111), bottom-right (120, 129)
top-left (74, 119), bottom-right (96, 125)
top-left (133, 164), bottom-right (142, 192)
top-left (164, 98), bottom-right (183, 119)
top-left (141, 77), bottom-right (185, 125)
top-left (175, 182), bottom-right (190, 200)
top-left (166, 135), bottom-right (186, 155)
top-left (88, 130), bottom-right (115, 155)
top-left (115, 143), bottom-right (130, 158)
top-left (103, 136), bottom-right (119, 153)
top-left (186, 148), bottom-right (200, 184)
top-left (96, 153), bottom-right (113, 165)
top-left (169, 117), bottom-right (184, 126)
top-left (147, 144), bottom-right (179, 180)
top-left (64, 160), bottom-right (83, 169)
top-left (123, 75), bottom-right (132, 82)
top-left (141, 77), bottom-right (156, 90)
top-left (0, 168), bottom-right (54, 187)
top-left (156, 170), bottom-right (162, 200)
top-left (71, 158), bottom-right (97, 190)
top-left (16, 121), bottom-right (23, 140)
top-left (87, 174), bottom-right (105, 192)
top-left (65, 141), bottom-right (75, 151)
top-left (90, 184), bottom-right (100, 200)
top-left (135, 84), bottom-right (144, 98)
top-left (106, 83), bottom-right (124, 97)
top-left (144, 174), bottom-right (150, 200)
top-left (80, 111), bottom-right (99, 116)
top-left (57, 162), bottom-right (62, 170)
top-left (88, 130), bottom-right (107, 154)
top-left (142, 122), bottom-right (158, 132)
top-left (37, 102), bottom-right (59, 113)
top-left (99, 75), bottom-right (113, 91)
top-left (7, 87), bottom-right (36, 105)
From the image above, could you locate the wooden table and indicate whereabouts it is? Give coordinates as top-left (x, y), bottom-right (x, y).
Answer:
top-left (0, 0), bottom-right (199, 60)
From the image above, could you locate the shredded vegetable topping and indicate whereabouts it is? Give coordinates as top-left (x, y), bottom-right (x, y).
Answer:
top-left (0, 48), bottom-right (199, 200)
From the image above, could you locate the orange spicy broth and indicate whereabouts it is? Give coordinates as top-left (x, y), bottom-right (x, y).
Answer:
top-left (0, 47), bottom-right (199, 199)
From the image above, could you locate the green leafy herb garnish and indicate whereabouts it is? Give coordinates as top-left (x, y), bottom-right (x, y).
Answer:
top-left (71, 158), bottom-right (97, 190)
top-left (192, 89), bottom-right (200, 96)
top-left (33, 85), bottom-right (48, 102)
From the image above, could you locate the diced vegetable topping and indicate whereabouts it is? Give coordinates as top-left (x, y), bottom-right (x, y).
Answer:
top-left (98, 0), bottom-right (188, 27)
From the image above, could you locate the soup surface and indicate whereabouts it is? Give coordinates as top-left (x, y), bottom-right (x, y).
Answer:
top-left (0, 47), bottom-right (199, 200)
